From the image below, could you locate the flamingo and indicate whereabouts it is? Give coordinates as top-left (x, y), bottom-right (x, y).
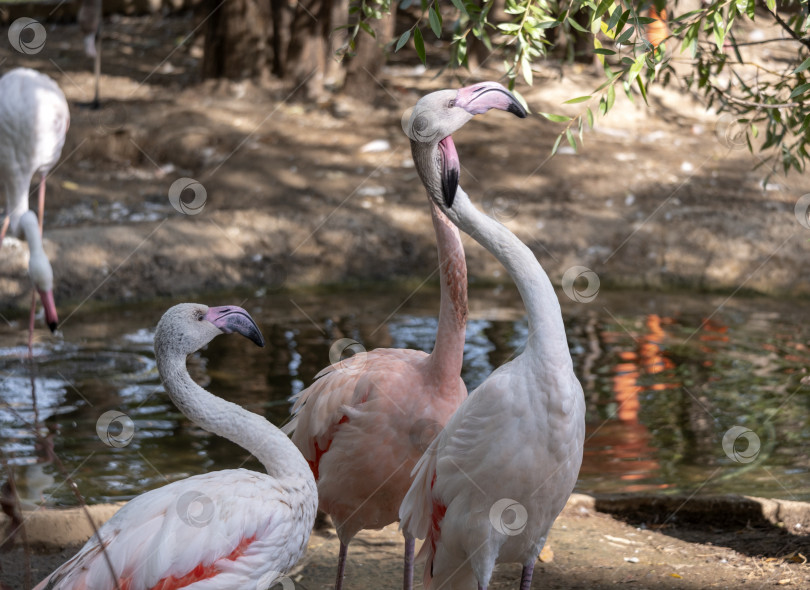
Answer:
top-left (78, 0), bottom-right (103, 109)
top-left (33, 303), bottom-right (318, 590)
top-left (0, 68), bottom-right (69, 334)
top-left (399, 83), bottom-right (586, 590)
top-left (282, 82), bottom-right (532, 590)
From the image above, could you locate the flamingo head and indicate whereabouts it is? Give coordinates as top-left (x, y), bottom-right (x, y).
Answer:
top-left (155, 303), bottom-right (265, 359)
top-left (404, 81), bottom-right (526, 207)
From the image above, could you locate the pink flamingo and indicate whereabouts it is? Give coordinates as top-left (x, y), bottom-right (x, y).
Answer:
top-left (0, 68), bottom-right (68, 334)
top-left (33, 304), bottom-right (317, 590)
top-left (399, 84), bottom-right (586, 590)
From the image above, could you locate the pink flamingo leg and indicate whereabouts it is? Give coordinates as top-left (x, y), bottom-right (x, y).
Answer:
top-left (37, 173), bottom-right (46, 233)
top-left (519, 562), bottom-right (534, 590)
top-left (0, 215), bottom-right (8, 248)
top-left (27, 290), bottom-right (37, 355)
top-left (403, 535), bottom-right (414, 590)
top-left (335, 541), bottom-right (348, 590)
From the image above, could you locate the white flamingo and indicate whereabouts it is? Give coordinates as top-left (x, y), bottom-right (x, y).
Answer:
top-left (0, 68), bottom-right (69, 333)
top-left (78, 0), bottom-right (103, 109)
top-left (33, 304), bottom-right (318, 590)
top-left (399, 83), bottom-right (586, 590)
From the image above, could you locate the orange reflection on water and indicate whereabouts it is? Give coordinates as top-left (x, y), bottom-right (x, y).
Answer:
top-left (582, 314), bottom-right (678, 492)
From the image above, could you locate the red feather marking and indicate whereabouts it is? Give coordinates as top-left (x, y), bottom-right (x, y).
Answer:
top-left (425, 471), bottom-right (446, 583)
top-left (147, 535), bottom-right (257, 590)
top-left (308, 415), bottom-right (349, 480)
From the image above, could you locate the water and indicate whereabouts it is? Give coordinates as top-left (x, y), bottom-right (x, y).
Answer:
top-left (0, 285), bottom-right (808, 506)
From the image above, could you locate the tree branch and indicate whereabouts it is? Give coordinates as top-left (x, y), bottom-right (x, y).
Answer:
top-left (762, 1), bottom-right (810, 50)
top-left (722, 93), bottom-right (800, 109)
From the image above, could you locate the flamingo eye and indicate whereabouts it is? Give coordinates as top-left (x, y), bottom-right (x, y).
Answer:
top-left (448, 99), bottom-right (455, 108)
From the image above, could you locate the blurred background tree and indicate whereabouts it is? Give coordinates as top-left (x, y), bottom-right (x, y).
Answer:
top-left (201, 0), bottom-right (807, 177)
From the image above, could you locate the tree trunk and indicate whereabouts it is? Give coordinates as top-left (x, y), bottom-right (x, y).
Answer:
top-left (342, 4), bottom-right (395, 101)
top-left (286, 0), bottom-right (335, 99)
top-left (200, 0), bottom-right (271, 80)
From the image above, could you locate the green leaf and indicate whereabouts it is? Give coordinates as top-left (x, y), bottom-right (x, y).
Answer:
top-left (615, 27), bottom-right (634, 45)
top-left (450, 0), bottom-right (468, 17)
top-left (566, 128), bottom-right (577, 152)
top-left (790, 83), bottom-right (810, 99)
top-left (358, 21), bottom-right (376, 38)
top-left (794, 57), bottom-right (810, 74)
top-left (615, 9), bottom-right (630, 36)
top-left (522, 55), bottom-right (533, 85)
top-left (567, 16), bottom-right (589, 33)
top-left (712, 11), bottom-right (726, 49)
top-left (627, 54), bottom-right (645, 85)
top-left (586, 107), bottom-right (594, 128)
top-left (599, 96), bottom-right (608, 116)
top-left (607, 6), bottom-right (622, 32)
top-left (498, 23), bottom-right (522, 33)
top-left (429, 5), bottom-right (442, 38)
top-left (540, 112), bottom-right (572, 123)
top-left (607, 84), bottom-right (616, 112)
top-left (551, 133), bottom-right (563, 156)
top-left (395, 30), bottom-right (410, 52)
top-left (593, 48), bottom-right (617, 55)
top-left (564, 95), bottom-right (592, 104)
top-left (766, 0), bottom-right (775, 10)
top-left (593, 0), bottom-right (614, 22)
top-left (413, 27), bottom-right (426, 64)
top-left (636, 75), bottom-right (648, 105)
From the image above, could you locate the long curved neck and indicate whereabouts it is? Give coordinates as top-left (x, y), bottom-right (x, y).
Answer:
top-left (443, 186), bottom-right (572, 367)
top-left (426, 201), bottom-right (467, 386)
top-left (157, 352), bottom-right (314, 486)
top-left (412, 140), bottom-right (468, 388)
top-left (19, 211), bottom-right (45, 259)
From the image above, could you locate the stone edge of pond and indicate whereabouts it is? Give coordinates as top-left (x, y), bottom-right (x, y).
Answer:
top-left (3, 494), bottom-right (808, 552)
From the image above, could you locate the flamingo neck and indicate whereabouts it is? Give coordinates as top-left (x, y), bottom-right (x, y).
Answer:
top-left (19, 210), bottom-right (53, 290)
top-left (442, 187), bottom-right (572, 366)
top-left (426, 201), bottom-right (467, 387)
top-left (412, 140), bottom-right (468, 389)
top-left (157, 352), bottom-right (315, 487)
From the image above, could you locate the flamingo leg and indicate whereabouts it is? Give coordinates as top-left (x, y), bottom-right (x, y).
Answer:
top-left (519, 562), bottom-right (534, 590)
top-left (0, 215), bottom-right (9, 249)
top-left (335, 541), bottom-right (348, 590)
top-left (403, 534), bottom-right (414, 590)
top-left (92, 36), bottom-right (101, 109)
top-left (37, 173), bottom-right (46, 234)
top-left (27, 290), bottom-right (37, 356)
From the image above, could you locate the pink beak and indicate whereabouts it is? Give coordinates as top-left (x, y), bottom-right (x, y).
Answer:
top-left (38, 289), bottom-right (58, 333)
top-left (454, 81), bottom-right (527, 118)
top-left (204, 305), bottom-right (265, 347)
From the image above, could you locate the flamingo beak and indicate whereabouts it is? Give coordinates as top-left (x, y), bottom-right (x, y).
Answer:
top-left (204, 306), bottom-right (265, 347)
top-left (38, 289), bottom-right (58, 333)
top-left (439, 136), bottom-right (460, 208)
top-left (454, 81), bottom-right (527, 118)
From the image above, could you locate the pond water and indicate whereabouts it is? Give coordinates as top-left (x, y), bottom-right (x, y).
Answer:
top-left (1, 285), bottom-right (808, 506)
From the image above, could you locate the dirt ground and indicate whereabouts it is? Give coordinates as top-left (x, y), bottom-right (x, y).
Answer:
top-left (2, 494), bottom-right (809, 589)
top-left (1, 11), bottom-right (809, 323)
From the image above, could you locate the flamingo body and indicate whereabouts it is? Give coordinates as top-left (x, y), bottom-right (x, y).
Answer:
top-left (35, 304), bottom-right (318, 590)
top-left (286, 346), bottom-right (465, 541)
top-left (284, 160), bottom-right (469, 590)
top-left (0, 68), bottom-right (69, 331)
top-left (35, 469), bottom-right (312, 590)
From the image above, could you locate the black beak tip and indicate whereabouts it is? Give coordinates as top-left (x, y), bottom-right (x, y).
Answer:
top-left (508, 102), bottom-right (528, 118)
top-left (252, 333), bottom-right (266, 348)
top-left (48, 322), bottom-right (58, 333)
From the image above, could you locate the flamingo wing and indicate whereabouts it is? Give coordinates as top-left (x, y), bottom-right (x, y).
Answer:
top-left (283, 348), bottom-right (423, 471)
top-left (36, 469), bottom-right (312, 590)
